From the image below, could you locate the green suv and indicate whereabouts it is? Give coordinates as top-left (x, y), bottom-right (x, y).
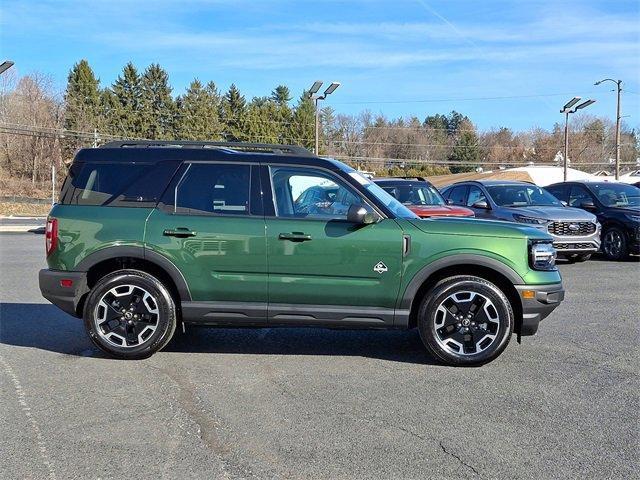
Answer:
top-left (39, 141), bottom-right (564, 366)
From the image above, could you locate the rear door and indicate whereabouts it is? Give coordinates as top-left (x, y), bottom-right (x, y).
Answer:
top-left (145, 161), bottom-right (268, 321)
top-left (263, 165), bottom-right (404, 326)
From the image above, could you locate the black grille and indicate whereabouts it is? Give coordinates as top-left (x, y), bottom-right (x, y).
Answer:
top-left (548, 221), bottom-right (596, 236)
top-left (553, 242), bottom-right (597, 250)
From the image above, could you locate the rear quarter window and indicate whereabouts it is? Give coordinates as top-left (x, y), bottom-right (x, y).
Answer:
top-left (59, 161), bottom-right (180, 207)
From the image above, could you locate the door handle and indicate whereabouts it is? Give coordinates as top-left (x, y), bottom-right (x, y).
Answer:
top-left (163, 228), bottom-right (197, 238)
top-left (278, 232), bottom-right (312, 242)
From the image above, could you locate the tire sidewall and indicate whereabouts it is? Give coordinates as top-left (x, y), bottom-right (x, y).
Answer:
top-left (603, 227), bottom-right (628, 260)
top-left (418, 277), bottom-right (514, 366)
top-left (83, 270), bottom-right (176, 359)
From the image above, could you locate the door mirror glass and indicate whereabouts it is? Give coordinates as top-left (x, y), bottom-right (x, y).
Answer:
top-left (561, 200), bottom-right (568, 207)
top-left (580, 200), bottom-right (596, 210)
top-left (446, 198), bottom-right (454, 205)
top-left (472, 200), bottom-right (490, 209)
top-left (347, 204), bottom-right (379, 224)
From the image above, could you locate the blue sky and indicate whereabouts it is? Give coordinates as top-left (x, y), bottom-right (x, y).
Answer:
top-left (1, 0), bottom-right (639, 131)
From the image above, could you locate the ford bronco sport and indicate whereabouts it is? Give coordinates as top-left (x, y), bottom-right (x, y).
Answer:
top-left (39, 141), bottom-right (565, 366)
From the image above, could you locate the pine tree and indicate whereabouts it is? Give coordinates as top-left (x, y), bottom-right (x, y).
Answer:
top-left (64, 59), bottom-right (102, 134)
top-left (449, 120), bottom-right (481, 173)
top-left (219, 84), bottom-right (247, 141)
top-left (245, 98), bottom-right (280, 144)
top-left (176, 79), bottom-right (222, 140)
top-left (288, 91), bottom-right (315, 151)
top-left (140, 64), bottom-right (176, 139)
top-left (271, 85), bottom-right (292, 106)
top-left (111, 62), bottom-right (143, 138)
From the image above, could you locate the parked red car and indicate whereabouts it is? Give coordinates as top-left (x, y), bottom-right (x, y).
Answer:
top-left (374, 177), bottom-right (475, 218)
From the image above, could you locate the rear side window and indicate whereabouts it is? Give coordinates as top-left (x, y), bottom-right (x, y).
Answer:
top-left (448, 186), bottom-right (468, 205)
top-left (173, 163), bottom-right (251, 215)
top-left (60, 161), bottom-right (179, 207)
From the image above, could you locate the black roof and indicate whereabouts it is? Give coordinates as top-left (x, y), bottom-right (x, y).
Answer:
top-left (73, 141), bottom-right (345, 170)
top-left (444, 179), bottom-right (534, 188)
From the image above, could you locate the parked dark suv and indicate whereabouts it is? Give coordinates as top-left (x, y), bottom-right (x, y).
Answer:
top-left (39, 141), bottom-right (565, 366)
top-left (546, 181), bottom-right (640, 260)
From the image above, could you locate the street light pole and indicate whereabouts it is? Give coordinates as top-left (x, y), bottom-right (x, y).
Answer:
top-left (595, 79), bottom-right (622, 180)
top-left (307, 81), bottom-right (340, 155)
top-left (560, 97), bottom-right (596, 181)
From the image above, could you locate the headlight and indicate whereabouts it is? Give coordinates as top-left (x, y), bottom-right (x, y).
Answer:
top-left (625, 213), bottom-right (640, 223)
top-left (514, 214), bottom-right (547, 225)
top-left (529, 241), bottom-right (557, 271)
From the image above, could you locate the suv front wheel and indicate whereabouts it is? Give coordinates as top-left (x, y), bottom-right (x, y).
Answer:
top-left (418, 276), bottom-right (514, 366)
top-left (83, 269), bottom-right (177, 359)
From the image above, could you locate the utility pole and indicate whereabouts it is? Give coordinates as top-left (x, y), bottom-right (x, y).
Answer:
top-left (93, 128), bottom-right (98, 148)
top-left (560, 97), bottom-right (596, 181)
top-left (595, 79), bottom-right (622, 180)
top-left (307, 81), bottom-right (340, 155)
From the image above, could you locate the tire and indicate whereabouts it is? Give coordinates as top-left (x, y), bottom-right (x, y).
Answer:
top-left (417, 276), bottom-right (514, 367)
top-left (83, 269), bottom-right (177, 359)
top-left (602, 227), bottom-right (628, 260)
top-left (566, 253), bottom-right (592, 263)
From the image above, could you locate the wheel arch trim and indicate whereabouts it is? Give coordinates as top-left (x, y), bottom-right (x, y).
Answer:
top-left (75, 246), bottom-right (192, 301)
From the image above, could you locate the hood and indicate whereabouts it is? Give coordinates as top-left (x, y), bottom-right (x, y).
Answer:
top-left (409, 216), bottom-right (553, 240)
top-left (502, 206), bottom-right (596, 222)
top-left (408, 205), bottom-right (474, 218)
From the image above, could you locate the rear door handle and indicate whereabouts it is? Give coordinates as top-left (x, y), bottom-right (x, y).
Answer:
top-left (163, 228), bottom-right (197, 238)
top-left (278, 232), bottom-right (312, 242)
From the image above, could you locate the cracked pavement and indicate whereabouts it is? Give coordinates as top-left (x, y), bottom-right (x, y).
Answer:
top-left (1, 233), bottom-right (639, 479)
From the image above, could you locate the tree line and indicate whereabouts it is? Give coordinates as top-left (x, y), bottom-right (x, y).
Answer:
top-left (0, 59), bottom-right (638, 196)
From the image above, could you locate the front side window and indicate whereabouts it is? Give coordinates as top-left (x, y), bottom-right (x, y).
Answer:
top-left (568, 186), bottom-right (593, 208)
top-left (174, 163), bottom-right (250, 215)
top-left (588, 183), bottom-right (640, 207)
top-left (270, 167), bottom-right (362, 219)
top-left (466, 186), bottom-right (487, 206)
top-left (487, 185), bottom-right (562, 207)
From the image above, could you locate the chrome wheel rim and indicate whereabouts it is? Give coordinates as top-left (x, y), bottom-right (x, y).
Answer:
top-left (603, 230), bottom-right (623, 257)
top-left (434, 290), bottom-right (501, 356)
top-left (94, 284), bottom-right (160, 348)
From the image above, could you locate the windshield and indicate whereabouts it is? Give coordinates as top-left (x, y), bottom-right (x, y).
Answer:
top-left (588, 183), bottom-right (640, 207)
top-left (348, 172), bottom-right (418, 219)
top-left (487, 184), bottom-right (563, 207)
top-left (380, 183), bottom-right (446, 206)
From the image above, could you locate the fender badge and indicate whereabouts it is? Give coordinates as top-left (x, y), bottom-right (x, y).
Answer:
top-left (373, 262), bottom-right (388, 274)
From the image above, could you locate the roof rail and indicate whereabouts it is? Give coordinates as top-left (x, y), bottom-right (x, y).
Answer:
top-left (100, 140), bottom-right (314, 156)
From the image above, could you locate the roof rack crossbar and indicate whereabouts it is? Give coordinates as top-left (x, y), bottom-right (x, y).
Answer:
top-left (100, 140), bottom-right (313, 156)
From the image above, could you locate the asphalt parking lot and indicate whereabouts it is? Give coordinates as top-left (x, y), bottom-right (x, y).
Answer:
top-left (1, 232), bottom-right (638, 479)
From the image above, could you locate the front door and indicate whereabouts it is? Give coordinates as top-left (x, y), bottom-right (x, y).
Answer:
top-left (145, 161), bottom-right (267, 321)
top-left (263, 165), bottom-right (404, 326)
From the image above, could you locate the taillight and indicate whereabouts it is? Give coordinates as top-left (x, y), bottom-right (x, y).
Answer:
top-left (45, 217), bottom-right (58, 257)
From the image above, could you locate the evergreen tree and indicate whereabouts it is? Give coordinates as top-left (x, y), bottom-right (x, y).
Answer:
top-left (140, 64), bottom-right (175, 139)
top-left (448, 120), bottom-right (481, 173)
top-left (64, 59), bottom-right (102, 134)
top-left (289, 91), bottom-right (315, 151)
top-left (271, 85), bottom-right (292, 106)
top-left (111, 62), bottom-right (143, 138)
top-left (176, 79), bottom-right (222, 140)
top-left (100, 88), bottom-right (119, 137)
top-left (245, 98), bottom-right (280, 144)
top-left (219, 84), bottom-right (247, 141)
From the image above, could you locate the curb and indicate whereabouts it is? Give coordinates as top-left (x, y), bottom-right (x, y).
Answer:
top-left (0, 226), bottom-right (45, 233)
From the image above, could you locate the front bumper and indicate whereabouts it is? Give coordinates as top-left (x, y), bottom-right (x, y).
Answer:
top-left (39, 269), bottom-right (87, 317)
top-left (515, 282), bottom-right (565, 336)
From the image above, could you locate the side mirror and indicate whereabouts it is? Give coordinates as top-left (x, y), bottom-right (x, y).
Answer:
top-left (561, 200), bottom-right (568, 207)
top-left (446, 198), bottom-right (454, 205)
top-left (580, 200), bottom-right (596, 210)
top-left (347, 205), bottom-right (379, 224)
top-left (471, 200), bottom-right (490, 209)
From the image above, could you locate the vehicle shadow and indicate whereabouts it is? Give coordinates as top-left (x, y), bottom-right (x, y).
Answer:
top-left (0, 303), bottom-right (439, 365)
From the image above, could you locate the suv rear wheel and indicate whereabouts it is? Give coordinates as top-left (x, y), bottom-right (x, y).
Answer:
top-left (418, 276), bottom-right (514, 366)
top-left (83, 269), bottom-right (177, 359)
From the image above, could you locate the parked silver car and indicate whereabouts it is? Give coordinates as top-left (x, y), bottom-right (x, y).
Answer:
top-left (441, 180), bottom-right (601, 261)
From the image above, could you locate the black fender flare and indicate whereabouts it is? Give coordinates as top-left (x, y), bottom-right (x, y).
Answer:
top-left (75, 245), bottom-right (192, 301)
top-left (398, 254), bottom-right (524, 315)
